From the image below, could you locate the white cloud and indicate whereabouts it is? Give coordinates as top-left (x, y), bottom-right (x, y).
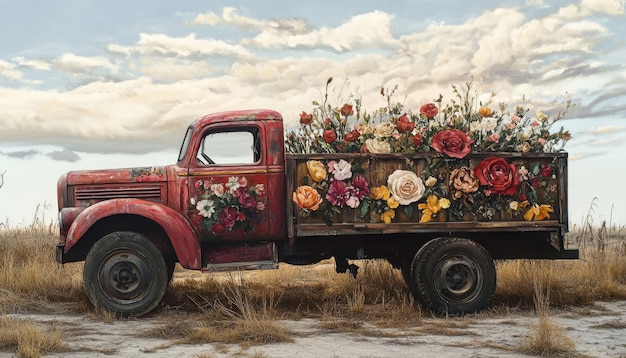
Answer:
top-left (580, 0), bottom-right (624, 15)
top-left (588, 125), bottom-right (626, 135)
top-left (242, 11), bottom-right (401, 52)
top-left (53, 53), bottom-right (118, 76)
top-left (0, 60), bottom-right (22, 81)
top-left (12, 57), bottom-right (51, 71)
top-left (192, 7), bottom-right (309, 34)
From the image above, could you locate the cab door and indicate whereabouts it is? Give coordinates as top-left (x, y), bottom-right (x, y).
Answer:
top-left (185, 123), bottom-right (270, 242)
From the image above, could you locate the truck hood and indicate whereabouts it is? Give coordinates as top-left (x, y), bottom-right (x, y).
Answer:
top-left (59, 166), bottom-right (170, 209)
top-left (63, 166), bottom-right (168, 185)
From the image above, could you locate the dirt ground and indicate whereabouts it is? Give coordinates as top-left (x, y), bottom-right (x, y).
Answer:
top-left (4, 300), bottom-right (626, 358)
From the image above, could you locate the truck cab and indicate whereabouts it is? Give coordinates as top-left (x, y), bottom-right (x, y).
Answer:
top-left (57, 109), bottom-right (287, 316)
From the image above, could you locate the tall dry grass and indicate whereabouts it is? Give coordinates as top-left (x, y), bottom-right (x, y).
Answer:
top-left (0, 220), bottom-right (83, 314)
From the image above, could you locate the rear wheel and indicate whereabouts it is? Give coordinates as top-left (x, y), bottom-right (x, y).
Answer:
top-left (83, 231), bottom-right (169, 316)
top-left (411, 237), bottom-right (496, 316)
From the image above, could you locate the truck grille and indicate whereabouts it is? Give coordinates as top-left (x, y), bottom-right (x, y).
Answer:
top-left (74, 186), bottom-right (163, 203)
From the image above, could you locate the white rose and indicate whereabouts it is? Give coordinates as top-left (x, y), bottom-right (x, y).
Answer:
top-left (365, 138), bottom-right (391, 154)
top-left (374, 122), bottom-right (396, 138)
top-left (387, 170), bottom-right (425, 205)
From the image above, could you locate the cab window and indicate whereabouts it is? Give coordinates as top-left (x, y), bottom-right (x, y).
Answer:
top-left (196, 128), bottom-right (260, 165)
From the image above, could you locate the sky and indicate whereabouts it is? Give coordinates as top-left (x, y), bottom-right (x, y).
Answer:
top-left (0, 0), bottom-right (625, 228)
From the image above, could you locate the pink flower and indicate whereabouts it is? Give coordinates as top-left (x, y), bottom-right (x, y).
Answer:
top-left (238, 177), bottom-right (248, 187)
top-left (537, 138), bottom-right (546, 146)
top-left (256, 201), bottom-right (266, 211)
top-left (195, 180), bottom-right (203, 189)
top-left (254, 184), bottom-right (265, 195)
top-left (488, 133), bottom-right (500, 143)
top-left (511, 115), bottom-right (521, 123)
top-left (328, 159), bottom-right (352, 181)
top-left (506, 122), bottom-right (517, 130)
top-left (210, 183), bottom-right (225, 197)
top-left (530, 121), bottom-right (540, 128)
top-left (350, 176), bottom-right (370, 200)
top-left (326, 180), bottom-right (350, 207)
top-left (346, 196), bottom-right (360, 208)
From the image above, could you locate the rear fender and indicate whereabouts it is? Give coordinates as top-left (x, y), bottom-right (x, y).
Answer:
top-left (65, 199), bottom-right (201, 269)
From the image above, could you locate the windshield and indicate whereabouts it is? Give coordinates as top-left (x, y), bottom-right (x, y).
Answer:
top-left (177, 126), bottom-right (194, 162)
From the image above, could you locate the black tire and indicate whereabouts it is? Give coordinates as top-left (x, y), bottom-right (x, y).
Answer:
top-left (83, 231), bottom-right (169, 316)
top-left (411, 237), bottom-right (496, 316)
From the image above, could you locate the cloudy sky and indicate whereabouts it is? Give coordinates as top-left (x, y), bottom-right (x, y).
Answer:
top-left (0, 0), bottom-right (625, 227)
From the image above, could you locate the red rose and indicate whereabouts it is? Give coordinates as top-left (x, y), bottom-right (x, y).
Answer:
top-left (344, 129), bottom-right (360, 142)
top-left (323, 129), bottom-right (337, 143)
top-left (412, 132), bottom-right (423, 147)
top-left (300, 111), bottom-right (313, 125)
top-left (340, 104), bottom-right (354, 117)
top-left (238, 194), bottom-right (257, 209)
top-left (431, 129), bottom-right (473, 158)
top-left (220, 206), bottom-right (240, 228)
top-left (396, 115), bottom-right (414, 133)
top-left (324, 118), bottom-right (332, 127)
top-left (420, 103), bottom-right (438, 118)
top-left (540, 165), bottom-right (553, 177)
top-left (474, 157), bottom-right (520, 196)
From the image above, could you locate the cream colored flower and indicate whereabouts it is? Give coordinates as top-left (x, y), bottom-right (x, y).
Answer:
top-left (365, 138), bottom-right (391, 154)
top-left (357, 123), bottom-right (374, 135)
top-left (439, 198), bottom-right (451, 209)
top-left (387, 170), bottom-right (425, 205)
top-left (520, 142), bottom-right (531, 153)
top-left (509, 201), bottom-right (519, 211)
top-left (425, 176), bottom-right (437, 187)
top-left (374, 122), bottom-right (396, 138)
top-left (536, 110), bottom-right (548, 122)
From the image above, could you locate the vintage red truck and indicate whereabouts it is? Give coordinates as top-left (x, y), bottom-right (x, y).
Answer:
top-left (56, 105), bottom-right (577, 317)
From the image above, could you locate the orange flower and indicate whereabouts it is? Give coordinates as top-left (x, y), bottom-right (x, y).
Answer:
top-left (292, 186), bottom-right (323, 211)
top-left (479, 107), bottom-right (493, 117)
top-left (523, 204), bottom-right (553, 221)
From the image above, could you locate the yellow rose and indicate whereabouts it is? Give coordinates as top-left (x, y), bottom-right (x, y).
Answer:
top-left (369, 185), bottom-right (391, 201)
top-left (439, 198), bottom-right (451, 209)
top-left (292, 186), bottom-right (323, 211)
top-left (306, 160), bottom-right (327, 182)
top-left (381, 210), bottom-right (395, 224)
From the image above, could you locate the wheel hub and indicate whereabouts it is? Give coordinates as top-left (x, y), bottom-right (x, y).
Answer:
top-left (435, 255), bottom-right (482, 303)
top-left (99, 251), bottom-right (150, 303)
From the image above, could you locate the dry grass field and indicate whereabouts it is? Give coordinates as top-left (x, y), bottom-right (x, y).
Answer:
top-left (1, 210), bottom-right (625, 357)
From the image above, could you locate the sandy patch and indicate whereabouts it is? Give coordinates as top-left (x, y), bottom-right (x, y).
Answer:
top-left (4, 301), bottom-right (626, 357)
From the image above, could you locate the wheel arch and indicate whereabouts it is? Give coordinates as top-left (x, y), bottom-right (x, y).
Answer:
top-left (64, 199), bottom-right (201, 269)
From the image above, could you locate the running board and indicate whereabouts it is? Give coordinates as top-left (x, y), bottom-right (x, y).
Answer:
top-left (202, 260), bottom-right (278, 272)
top-left (201, 241), bottom-right (278, 272)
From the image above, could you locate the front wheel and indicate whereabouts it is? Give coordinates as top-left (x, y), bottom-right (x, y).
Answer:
top-left (83, 231), bottom-right (169, 316)
top-left (411, 237), bottom-right (496, 316)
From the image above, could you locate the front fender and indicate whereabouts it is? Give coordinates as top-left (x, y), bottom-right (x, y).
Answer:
top-left (65, 199), bottom-right (201, 269)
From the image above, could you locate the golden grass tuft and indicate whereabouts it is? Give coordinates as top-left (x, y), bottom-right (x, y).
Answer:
top-left (0, 317), bottom-right (68, 358)
top-left (0, 224), bottom-right (83, 313)
top-left (517, 278), bottom-right (576, 357)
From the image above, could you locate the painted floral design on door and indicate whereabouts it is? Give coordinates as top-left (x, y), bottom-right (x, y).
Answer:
top-left (190, 176), bottom-right (266, 237)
